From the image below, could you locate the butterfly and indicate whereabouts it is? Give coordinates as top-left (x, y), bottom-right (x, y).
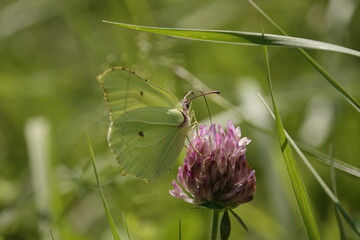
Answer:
top-left (97, 67), bottom-right (193, 181)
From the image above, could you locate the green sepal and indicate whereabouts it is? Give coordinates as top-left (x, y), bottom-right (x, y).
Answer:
top-left (220, 210), bottom-right (231, 240)
top-left (229, 209), bottom-right (248, 232)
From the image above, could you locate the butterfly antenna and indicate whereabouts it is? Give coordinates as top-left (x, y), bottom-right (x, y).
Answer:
top-left (187, 91), bottom-right (220, 102)
top-left (184, 91), bottom-right (195, 99)
top-left (191, 90), bottom-right (220, 125)
top-left (200, 90), bottom-right (212, 125)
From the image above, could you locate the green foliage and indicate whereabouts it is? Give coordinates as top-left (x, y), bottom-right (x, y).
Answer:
top-left (88, 136), bottom-right (121, 240)
top-left (104, 21), bottom-right (360, 58)
top-left (1, 0), bottom-right (359, 239)
top-left (263, 46), bottom-right (321, 239)
top-left (104, 20), bottom-right (360, 113)
top-left (246, 0), bottom-right (360, 113)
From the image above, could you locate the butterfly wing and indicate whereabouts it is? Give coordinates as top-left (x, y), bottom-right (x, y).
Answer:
top-left (97, 67), bottom-right (182, 120)
top-left (109, 106), bottom-right (187, 180)
top-left (97, 67), bottom-right (189, 180)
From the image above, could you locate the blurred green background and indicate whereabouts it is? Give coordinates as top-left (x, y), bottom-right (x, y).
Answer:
top-left (0, 0), bottom-right (359, 239)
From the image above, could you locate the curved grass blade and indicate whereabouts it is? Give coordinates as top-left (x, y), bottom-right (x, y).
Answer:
top-left (259, 95), bottom-right (360, 237)
top-left (173, 65), bottom-right (360, 179)
top-left (122, 212), bottom-right (131, 240)
top-left (297, 143), bottom-right (360, 178)
top-left (330, 152), bottom-right (347, 240)
top-left (263, 46), bottom-right (321, 240)
top-left (247, 0), bottom-right (359, 112)
top-left (50, 230), bottom-right (55, 240)
top-left (104, 20), bottom-right (360, 112)
top-left (87, 136), bottom-right (121, 240)
top-left (103, 21), bottom-right (360, 58)
top-left (334, 208), bottom-right (347, 240)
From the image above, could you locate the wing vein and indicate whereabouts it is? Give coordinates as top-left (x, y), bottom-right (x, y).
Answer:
top-left (158, 129), bottom-right (182, 166)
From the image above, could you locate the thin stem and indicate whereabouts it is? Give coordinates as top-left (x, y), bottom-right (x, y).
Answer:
top-left (211, 210), bottom-right (220, 240)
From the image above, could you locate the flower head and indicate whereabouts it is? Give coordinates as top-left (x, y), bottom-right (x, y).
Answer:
top-left (170, 121), bottom-right (256, 209)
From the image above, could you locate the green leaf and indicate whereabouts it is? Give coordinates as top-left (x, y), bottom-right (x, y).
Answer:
top-left (246, 0), bottom-right (359, 113)
top-left (229, 209), bottom-right (248, 232)
top-left (103, 21), bottom-right (360, 58)
top-left (104, 20), bottom-right (360, 112)
top-left (220, 211), bottom-right (231, 240)
top-left (263, 46), bottom-right (321, 240)
top-left (87, 135), bottom-right (121, 240)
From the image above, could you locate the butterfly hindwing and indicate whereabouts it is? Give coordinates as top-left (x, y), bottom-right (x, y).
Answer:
top-left (109, 106), bottom-right (187, 180)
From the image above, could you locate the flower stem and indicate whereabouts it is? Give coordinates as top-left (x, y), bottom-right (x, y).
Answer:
top-left (211, 210), bottom-right (220, 240)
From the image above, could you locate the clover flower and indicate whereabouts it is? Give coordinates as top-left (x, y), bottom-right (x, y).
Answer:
top-left (170, 121), bottom-right (256, 209)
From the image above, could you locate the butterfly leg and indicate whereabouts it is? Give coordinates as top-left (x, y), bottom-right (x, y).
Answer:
top-left (185, 135), bottom-right (203, 158)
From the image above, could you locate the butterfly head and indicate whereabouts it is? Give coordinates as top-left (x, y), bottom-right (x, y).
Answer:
top-left (181, 91), bottom-right (195, 111)
top-left (181, 90), bottom-right (220, 110)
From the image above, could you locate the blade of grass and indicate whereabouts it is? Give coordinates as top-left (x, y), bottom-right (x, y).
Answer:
top-left (259, 95), bottom-right (360, 236)
top-left (263, 45), bottom-right (321, 239)
top-left (104, 19), bottom-right (360, 112)
top-left (247, 0), bottom-right (359, 112)
top-left (122, 212), bottom-right (131, 240)
top-left (50, 230), bottom-right (55, 240)
top-left (296, 143), bottom-right (360, 178)
top-left (87, 135), bottom-right (121, 240)
top-left (179, 219), bottom-right (182, 240)
top-left (173, 65), bottom-right (360, 179)
top-left (103, 21), bottom-right (360, 58)
top-left (334, 206), bottom-right (348, 240)
top-left (330, 148), bottom-right (347, 240)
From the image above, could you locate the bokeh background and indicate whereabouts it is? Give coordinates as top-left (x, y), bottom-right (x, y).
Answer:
top-left (1, 0), bottom-right (359, 239)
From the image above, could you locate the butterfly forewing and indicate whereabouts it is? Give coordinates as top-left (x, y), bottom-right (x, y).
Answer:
top-left (97, 67), bottom-right (182, 121)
